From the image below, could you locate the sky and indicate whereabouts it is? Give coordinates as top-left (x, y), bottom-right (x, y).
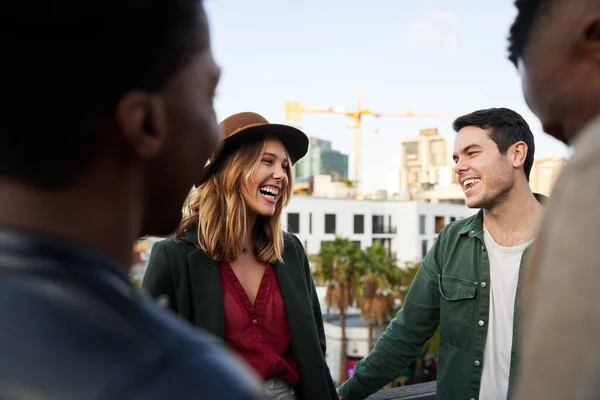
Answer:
top-left (204, 0), bottom-right (568, 193)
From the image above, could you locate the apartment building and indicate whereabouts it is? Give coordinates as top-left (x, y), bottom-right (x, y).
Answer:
top-left (282, 195), bottom-right (476, 264)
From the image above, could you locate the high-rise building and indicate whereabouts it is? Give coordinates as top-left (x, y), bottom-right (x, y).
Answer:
top-left (399, 128), bottom-right (453, 194)
top-left (294, 137), bottom-right (349, 181)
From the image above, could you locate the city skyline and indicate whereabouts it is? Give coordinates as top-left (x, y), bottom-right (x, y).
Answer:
top-left (295, 137), bottom-right (349, 182)
top-left (205, 0), bottom-right (568, 194)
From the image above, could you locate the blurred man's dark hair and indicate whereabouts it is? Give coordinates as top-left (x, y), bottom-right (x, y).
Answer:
top-left (507, 0), bottom-right (550, 68)
top-left (1, 1), bottom-right (208, 189)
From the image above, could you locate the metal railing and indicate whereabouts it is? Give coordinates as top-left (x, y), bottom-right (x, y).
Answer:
top-left (367, 382), bottom-right (436, 399)
top-left (372, 227), bottom-right (398, 234)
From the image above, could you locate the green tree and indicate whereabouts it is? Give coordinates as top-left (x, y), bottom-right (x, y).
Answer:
top-left (394, 261), bottom-right (440, 356)
top-left (397, 261), bottom-right (421, 300)
top-left (356, 243), bottom-right (399, 351)
top-left (315, 237), bottom-right (362, 385)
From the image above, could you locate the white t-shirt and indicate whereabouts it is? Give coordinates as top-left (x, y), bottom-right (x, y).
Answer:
top-left (479, 225), bottom-right (533, 400)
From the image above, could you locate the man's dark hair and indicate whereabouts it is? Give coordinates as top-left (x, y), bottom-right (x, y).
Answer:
top-left (0, 1), bottom-right (208, 190)
top-left (453, 108), bottom-right (535, 180)
top-left (507, 0), bottom-right (556, 67)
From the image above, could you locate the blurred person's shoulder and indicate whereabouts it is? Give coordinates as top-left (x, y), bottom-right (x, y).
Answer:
top-left (118, 291), bottom-right (264, 400)
top-left (0, 228), bottom-right (263, 400)
top-left (567, 116), bottom-right (600, 171)
top-left (546, 116), bottom-right (600, 211)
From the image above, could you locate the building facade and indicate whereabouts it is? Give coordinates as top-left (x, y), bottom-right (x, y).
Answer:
top-left (282, 196), bottom-right (476, 264)
top-left (133, 195), bottom-right (475, 274)
top-left (529, 156), bottom-right (566, 197)
top-left (399, 128), bottom-right (456, 196)
top-left (295, 137), bottom-right (349, 181)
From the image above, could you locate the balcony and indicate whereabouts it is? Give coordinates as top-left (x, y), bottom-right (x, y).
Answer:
top-left (367, 381), bottom-right (436, 399)
top-left (372, 226), bottom-right (397, 235)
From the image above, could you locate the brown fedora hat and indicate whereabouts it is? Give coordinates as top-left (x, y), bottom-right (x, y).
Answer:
top-left (198, 112), bottom-right (309, 185)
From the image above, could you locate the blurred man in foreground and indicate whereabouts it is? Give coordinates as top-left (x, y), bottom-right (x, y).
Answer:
top-left (509, 0), bottom-right (600, 398)
top-left (0, 1), bottom-right (262, 399)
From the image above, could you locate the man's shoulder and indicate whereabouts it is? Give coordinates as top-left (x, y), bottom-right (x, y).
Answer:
top-left (0, 259), bottom-right (262, 399)
top-left (570, 116), bottom-right (600, 168)
top-left (114, 283), bottom-right (263, 398)
top-left (121, 309), bottom-right (263, 399)
top-left (120, 294), bottom-right (263, 399)
top-left (439, 211), bottom-right (481, 238)
top-left (124, 340), bottom-right (263, 399)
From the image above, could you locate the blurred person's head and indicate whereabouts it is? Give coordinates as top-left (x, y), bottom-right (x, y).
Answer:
top-left (509, 0), bottom-right (600, 144)
top-left (452, 108), bottom-right (534, 210)
top-left (177, 112), bottom-right (308, 263)
top-left (0, 0), bottom-right (220, 240)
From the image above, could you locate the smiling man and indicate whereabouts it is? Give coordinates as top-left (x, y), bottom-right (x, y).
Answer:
top-left (338, 107), bottom-right (545, 400)
top-left (508, 1), bottom-right (600, 399)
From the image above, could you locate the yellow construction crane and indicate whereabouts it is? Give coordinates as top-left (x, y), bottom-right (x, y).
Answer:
top-left (285, 92), bottom-right (456, 194)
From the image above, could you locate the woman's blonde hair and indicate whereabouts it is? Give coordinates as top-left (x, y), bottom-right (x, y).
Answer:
top-left (175, 136), bottom-right (293, 263)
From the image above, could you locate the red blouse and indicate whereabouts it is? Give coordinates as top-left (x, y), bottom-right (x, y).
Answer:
top-left (218, 261), bottom-right (299, 386)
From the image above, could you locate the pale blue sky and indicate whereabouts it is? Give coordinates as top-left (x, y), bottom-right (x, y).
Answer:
top-left (204, 0), bottom-right (567, 193)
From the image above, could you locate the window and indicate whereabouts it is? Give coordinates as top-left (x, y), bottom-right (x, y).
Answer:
top-left (287, 213), bottom-right (300, 234)
top-left (419, 215), bottom-right (426, 235)
top-left (435, 216), bottom-right (445, 234)
top-left (450, 216), bottom-right (456, 223)
top-left (353, 214), bottom-right (364, 234)
top-left (325, 214), bottom-right (336, 234)
top-left (372, 215), bottom-right (384, 234)
top-left (352, 241), bottom-right (361, 248)
top-left (421, 240), bottom-right (428, 259)
top-left (309, 213), bottom-right (313, 234)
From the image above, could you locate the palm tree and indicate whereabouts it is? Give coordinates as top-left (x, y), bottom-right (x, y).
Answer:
top-left (394, 261), bottom-right (440, 355)
top-left (356, 243), bottom-right (399, 351)
top-left (316, 237), bottom-right (362, 385)
top-left (394, 261), bottom-right (421, 300)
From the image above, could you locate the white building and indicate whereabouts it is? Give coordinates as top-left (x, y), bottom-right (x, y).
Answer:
top-left (385, 168), bottom-right (401, 197)
top-left (413, 183), bottom-right (465, 205)
top-left (312, 175), bottom-right (354, 198)
top-left (282, 196), bottom-right (476, 264)
top-left (399, 128), bottom-right (455, 195)
top-left (529, 156), bottom-right (566, 197)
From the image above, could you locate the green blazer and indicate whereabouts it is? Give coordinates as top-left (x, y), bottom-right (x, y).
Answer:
top-left (142, 228), bottom-right (337, 400)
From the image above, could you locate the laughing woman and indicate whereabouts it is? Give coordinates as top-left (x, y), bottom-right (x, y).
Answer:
top-left (142, 112), bottom-right (337, 400)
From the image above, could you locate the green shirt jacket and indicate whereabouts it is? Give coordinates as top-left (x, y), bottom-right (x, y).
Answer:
top-left (339, 194), bottom-right (547, 400)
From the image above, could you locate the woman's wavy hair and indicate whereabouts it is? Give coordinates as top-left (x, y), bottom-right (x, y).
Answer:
top-left (175, 136), bottom-right (293, 263)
